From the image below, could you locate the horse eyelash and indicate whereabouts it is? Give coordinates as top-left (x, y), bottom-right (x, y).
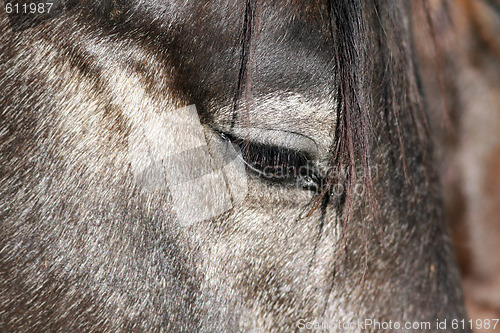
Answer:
top-left (220, 133), bottom-right (322, 191)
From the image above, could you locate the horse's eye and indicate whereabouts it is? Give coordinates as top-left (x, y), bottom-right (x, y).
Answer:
top-left (220, 133), bottom-right (322, 191)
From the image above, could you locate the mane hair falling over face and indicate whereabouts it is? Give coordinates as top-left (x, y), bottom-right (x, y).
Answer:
top-left (327, 0), bottom-right (432, 218)
top-left (237, 0), bottom-right (431, 221)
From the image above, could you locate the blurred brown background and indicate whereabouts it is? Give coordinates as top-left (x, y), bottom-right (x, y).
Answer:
top-left (413, 0), bottom-right (500, 331)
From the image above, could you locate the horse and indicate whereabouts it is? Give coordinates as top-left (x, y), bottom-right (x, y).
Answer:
top-left (0, 0), bottom-right (470, 331)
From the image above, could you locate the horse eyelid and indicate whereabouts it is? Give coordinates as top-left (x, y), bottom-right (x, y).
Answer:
top-left (219, 132), bottom-right (321, 189)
